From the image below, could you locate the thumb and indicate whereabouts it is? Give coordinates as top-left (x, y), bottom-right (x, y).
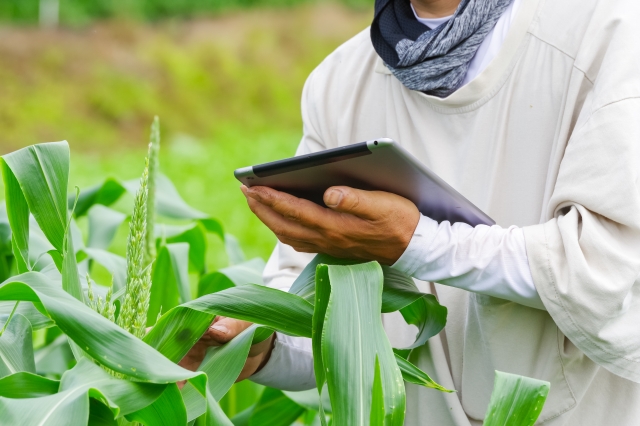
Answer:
top-left (323, 186), bottom-right (389, 220)
top-left (207, 317), bottom-right (253, 344)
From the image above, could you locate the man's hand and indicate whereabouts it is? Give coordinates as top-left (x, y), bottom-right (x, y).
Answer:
top-left (241, 185), bottom-right (420, 265)
top-left (178, 316), bottom-right (275, 387)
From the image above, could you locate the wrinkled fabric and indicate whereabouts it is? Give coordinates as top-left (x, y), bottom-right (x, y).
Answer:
top-left (371, 0), bottom-right (512, 96)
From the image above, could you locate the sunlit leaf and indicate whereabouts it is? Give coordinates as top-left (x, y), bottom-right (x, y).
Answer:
top-left (313, 263), bottom-right (405, 425)
top-left (484, 371), bottom-right (550, 426)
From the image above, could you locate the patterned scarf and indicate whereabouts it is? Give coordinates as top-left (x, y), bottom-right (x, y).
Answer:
top-left (371, 0), bottom-right (512, 97)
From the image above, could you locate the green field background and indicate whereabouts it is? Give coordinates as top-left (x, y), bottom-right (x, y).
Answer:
top-left (0, 2), bottom-right (371, 267)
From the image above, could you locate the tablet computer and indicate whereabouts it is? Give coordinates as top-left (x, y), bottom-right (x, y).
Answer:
top-left (234, 138), bottom-right (494, 226)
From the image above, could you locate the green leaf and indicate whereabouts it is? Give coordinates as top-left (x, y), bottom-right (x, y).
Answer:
top-left (82, 248), bottom-right (127, 291)
top-left (0, 301), bottom-right (54, 330)
top-left (198, 258), bottom-right (265, 297)
top-left (198, 324), bottom-right (256, 401)
top-left (484, 371), bottom-right (550, 426)
top-left (145, 285), bottom-right (314, 364)
top-left (126, 383), bottom-right (187, 425)
top-left (35, 334), bottom-right (75, 377)
top-left (248, 387), bottom-right (306, 426)
top-left (0, 272), bottom-right (206, 389)
top-left (0, 313), bottom-right (35, 378)
top-left (1, 162), bottom-right (30, 273)
top-left (0, 371), bottom-right (59, 398)
top-left (86, 205), bottom-right (127, 250)
top-left (62, 226), bottom-right (84, 301)
top-left (224, 233), bottom-right (246, 266)
top-left (195, 388), bottom-right (234, 426)
top-left (393, 353), bottom-right (452, 393)
top-left (370, 356), bottom-right (384, 426)
top-left (122, 173), bottom-right (208, 220)
top-left (0, 358), bottom-right (167, 425)
top-left (314, 263), bottom-right (405, 426)
top-left (162, 223), bottom-right (207, 274)
top-left (2, 142), bottom-right (70, 253)
top-left (291, 254), bottom-right (447, 350)
top-left (148, 243), bottom-right (191, 325)
top-left (72, 178), bottom-right (127, 218)
top-left (282, 388), bottom-right (331, 414)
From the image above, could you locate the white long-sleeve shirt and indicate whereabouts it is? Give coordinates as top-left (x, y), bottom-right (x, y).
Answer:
top-left (251, 0), bottom-right (640, 422)
top-left (251, 0), bottom-right (545, 391)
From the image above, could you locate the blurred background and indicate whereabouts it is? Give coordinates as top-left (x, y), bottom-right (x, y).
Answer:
top-left (0, 0), bottom-right (372, 262)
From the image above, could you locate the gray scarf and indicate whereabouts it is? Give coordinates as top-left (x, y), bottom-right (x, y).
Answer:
top-left (371, 0), bottom-right (512, 97)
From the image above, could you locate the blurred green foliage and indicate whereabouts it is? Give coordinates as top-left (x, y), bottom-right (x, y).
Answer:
top-left (0, 0), bottom-right (371, 26)
top-left (0, 4), bottom-right (371, 266)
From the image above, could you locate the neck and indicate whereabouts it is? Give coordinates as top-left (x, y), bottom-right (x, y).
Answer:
top-left (410, 0), bottom-right (461, 18)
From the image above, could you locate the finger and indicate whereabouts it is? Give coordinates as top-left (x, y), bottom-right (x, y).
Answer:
top-left (245, 196), bottom-right (323, 241)
top-left (323, 186), bottom-right (409, 221)
top-left (277, 236), bottom-right (322, 254)
top-left (242, 185), bottom-right (331, 229)
top-left (206, 317), bottom-right (253, 344)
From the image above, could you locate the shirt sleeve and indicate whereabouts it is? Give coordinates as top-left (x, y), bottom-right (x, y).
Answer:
top-left (392, 214), bottom-right (545, 310)
top-left (249, 242), bottom-right (317, 390)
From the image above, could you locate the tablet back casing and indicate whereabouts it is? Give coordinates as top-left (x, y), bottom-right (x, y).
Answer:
top-left (235, 139), bottom-right (494, 226)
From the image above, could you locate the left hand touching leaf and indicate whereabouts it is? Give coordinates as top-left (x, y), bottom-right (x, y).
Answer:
top-left (241, 185), bottom-right (420, 265)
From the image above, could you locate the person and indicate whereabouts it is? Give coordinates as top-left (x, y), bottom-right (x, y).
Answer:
top-left (181, 0), bottom-right (640, 423)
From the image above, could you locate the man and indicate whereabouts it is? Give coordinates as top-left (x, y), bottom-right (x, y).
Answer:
top-left (182, 0), bottom-right (640, 423)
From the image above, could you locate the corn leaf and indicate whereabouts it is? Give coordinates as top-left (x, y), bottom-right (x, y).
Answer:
top-left (0, 313), bottom-right (35, 377)
top-left (313, 263), bottom-right (405, 426)
top-left (369, 356), bottom-right (384, 426)
top-left (0, 300), bottom-right (53, 330)
top-left (148, 242), bottom-right (191, 324)
top-left (144, 285), bottom-right (314, 364)
top-left (248, 387), bottom-right (306, 426)
top-left (484, 371), bottom-right (550, 426)
top-left (82, 248), bottom-right (127, 291)
top-left (0, 358), bottom-right (166, 425)
top-left (86, 205), bottom-right (126, 250)
top-left (198, 324), bottom-right (257, 401)
top-left (72, 178), bottom-right (127, 218)
top-left (195, 388), bottom-right (235, 426)
top-left (35, 334), bottom-right (75, 377)
top-left (162, 223), bottom-right (208, 274)
top-left (0, 371), bottom-right (59, 398)
top-left (2, 142), bottom-right (70, 253)
top-left (292, 254), bottom-right (447, 351)
top-left (393, 352), bottom-right (452, 393)
top-left (198, 258), bottom-right (265, 297)
top-left (0, 272), bottom-right (206, 389)
top-left (0, 162), bottom-right (30, 273)
top-left (126, 383), bottom-right (187, 425)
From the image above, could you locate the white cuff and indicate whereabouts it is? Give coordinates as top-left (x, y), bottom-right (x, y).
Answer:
top-left (250, 333), bottom-right (316, 391)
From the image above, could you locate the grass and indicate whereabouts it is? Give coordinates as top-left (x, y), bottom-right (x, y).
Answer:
top-left (0, 4), bottom-right (372, 265)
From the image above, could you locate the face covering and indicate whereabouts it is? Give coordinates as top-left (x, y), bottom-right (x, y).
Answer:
top-left (371, 0), bottom-right (512, 97)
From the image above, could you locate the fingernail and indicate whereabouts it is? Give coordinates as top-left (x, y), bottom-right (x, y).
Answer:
top-left (211, 324), bottom-right (229, 335)
top-left (325, 189), bottom-right (343, 207)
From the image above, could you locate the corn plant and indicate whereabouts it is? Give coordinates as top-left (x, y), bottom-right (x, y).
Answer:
top-left (0, 119), bottom-right (550, 425)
